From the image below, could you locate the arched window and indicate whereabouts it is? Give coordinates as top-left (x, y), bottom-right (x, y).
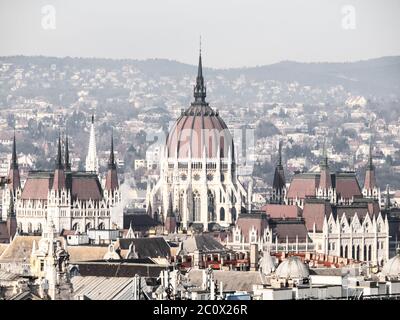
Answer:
top-left (98, 222), bottom-right (105, 230)
top-left (220, 207), bottom-right (225, 221)
top-left (207, 190), bottom-right (215, 222)
top-left (192, 191), bottom-right (201, 221)
top-left (72, 223), bottom-right (79, 231)
top-left (85, 222), bottom-right (91, 232)
top-left (27, 222), bottom-right (32, 233)
top-left (231, 207), bottom-right (237, 222)
top-left (179, 192), bottom-right (184, 218)
top-left (37, 223), bottom-right (42, 233)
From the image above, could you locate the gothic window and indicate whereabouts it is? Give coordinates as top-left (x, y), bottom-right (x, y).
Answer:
top-left (231, 207), bottom-right (237, 222)
top-left (234, 230), bottom-right (241, 243)
top-left (178, 192), bottom-right (184, 218)
top-left (85, 222), bottom-right (91, 232)
top-left (27, 222), bottom-right (32, 233)
top-left (98, 222), bottom-right (105, 230)
top-left (37, 223), bottom-right (42, 233)
top-left (192, 191), bottom-right (201, 221)
top-left (328, 224), bottom-right (333, 233)
top-left (249, 228), bottom-right (257, 243)
top-left (72, 223), bottom-right (79, 231)
top-left (207, 190), bottom-right (216, 221)
top-left (377, 223), bottom-right (381, 232)
top-left (220, 207), bottom-right (225, 221)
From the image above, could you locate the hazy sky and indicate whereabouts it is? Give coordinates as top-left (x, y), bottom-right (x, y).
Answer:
top-left (0, 0), bottom-right (399, 68)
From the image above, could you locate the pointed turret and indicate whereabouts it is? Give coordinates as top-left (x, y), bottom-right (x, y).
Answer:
top-left (165, 193), bottom-right (176, 234)
top-left (364, 138), bottom-right (376, 190)
top-left (7, 130), bottom-right (21, 191)
top-left (385, 184), bottom-right (391, 210)
top-left (272, 141), bottom-right (286, 203)
top-left (319, 138), bottom-right (332, 189)
top-left (52, 133), bottom-right (66, 191)
top-left (6, 194), bottom-right (17, 240)
top-left (85, 114), bottom-right (99, 173)
top-left (193, 41), bottom-right (207, 105)
top-left (64, 134), bottom-right (71, 171)
top-left (105, 131), bottom-right (119, 192)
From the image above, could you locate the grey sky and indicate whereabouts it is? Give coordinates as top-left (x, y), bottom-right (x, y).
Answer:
top-left (0, 0), bottom-right (399, 68)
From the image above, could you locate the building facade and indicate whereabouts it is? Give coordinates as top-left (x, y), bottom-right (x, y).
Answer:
top-left (147, 52), bottom-right (247, 231)
top-left (1, 129), bottom-right (122, 234)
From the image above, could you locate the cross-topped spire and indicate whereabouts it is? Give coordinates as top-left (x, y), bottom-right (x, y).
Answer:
top-left (193, 40), bottom-right (207, 104)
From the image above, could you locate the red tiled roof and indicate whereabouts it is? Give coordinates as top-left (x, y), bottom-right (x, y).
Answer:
top-left (287, 174), bottom-right (318, 199)
top-left (21, 176), bottom-right (51, 200)
top-left (236, 213), bottom-right (268, 243)
top-left (71, 176), bottom-right (102, 200)
top-left (269, 219), bottom-right (311, 242)
top-left (335, 175), bottom-right (362, 199)
top-left (263, 204), bottom-right (302, 219)
top-left (302, 200), bottom-right (332, 232)
top-left (20, 171), bottom-right (103, 201)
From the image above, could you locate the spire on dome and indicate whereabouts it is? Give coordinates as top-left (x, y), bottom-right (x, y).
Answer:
top-left (193, 39), bottom-right (207, 105)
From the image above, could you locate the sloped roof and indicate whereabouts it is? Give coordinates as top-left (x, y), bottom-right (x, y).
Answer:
top-left (0, 235), bottom-right (41, 263)
top-left (117, 237), bottom-right (171, 258)
top-left (187, 270), bottom-right (265, 292)
top-left (73, 260), bottom-right (167, 278)
top-left (0, 222), bottom-right (11, 243)
top-left (181, 234), bottom-right (226, 254)
top-left (269, 218), bottom-right (311, 242)
top-left (21, 171), bottom-right (103, 201)
top-left (287, 172), bottom-right (362, 200)
top-left (123, 214), bottom-right (160, 229)
top-left (68, 246), bottom-right (109, 263)
top-left (302, 199), bottom-right (332, 232)
top-left (71, 276), bottom-right (136, 300)
top-left (263, 204), bottom-right (302, 219)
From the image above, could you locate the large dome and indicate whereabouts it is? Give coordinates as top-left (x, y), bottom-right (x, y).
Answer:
top-left (382, 251), bottom-right (400, 278)
top-left (165, 54), bottom-right (234, 159)
top-left (275, 256), bottom-right (310, 279)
